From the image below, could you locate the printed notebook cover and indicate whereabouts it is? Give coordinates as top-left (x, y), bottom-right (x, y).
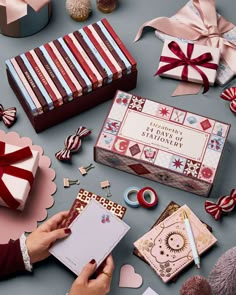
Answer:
top-left (60, 188), bottom-right (127, 228)
top-left (133, 201), bottom-right (212, 264)
top-left (133, 204), bottom-right (217, 283)
top-left (50, 199), bottom-right (130, 275)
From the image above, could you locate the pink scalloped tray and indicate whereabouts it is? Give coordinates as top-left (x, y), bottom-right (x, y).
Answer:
top-left (0, 130), bottom-right (56, 243)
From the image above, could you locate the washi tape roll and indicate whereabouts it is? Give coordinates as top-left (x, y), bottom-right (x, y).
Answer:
top-left (123, 187), bottom-right (140, 208)
top-left (137, 187), bottom-right (158, 208)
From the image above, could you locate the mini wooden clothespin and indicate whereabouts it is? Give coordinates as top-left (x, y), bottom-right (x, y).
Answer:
top-left (78, 163), bottom-right (95, 176)
top-left (63, 178), bottom-right (80, 188)
top-left (100, 180), bottom-right (112, 197)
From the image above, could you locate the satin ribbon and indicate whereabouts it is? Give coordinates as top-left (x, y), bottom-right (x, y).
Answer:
top-left (0, 141), bottom-right (34, 209)
top-left (135, 0), bottom-right (236, 95)
top-left (155, 41), bottom-right (217, 93)
top-left (0, 104), bottom-right (17, 128)
top-left (0, 0), bottom-right (50, 24)
top-left (55, 127), bottom-right (92, 161)
top-left (205, 189), bottom-right (236, 220)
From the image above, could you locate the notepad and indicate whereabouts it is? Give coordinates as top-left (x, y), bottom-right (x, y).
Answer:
top-left (50, 199), bottom-right (130, 275)
top-left (134, 204), bottom-right (217, 283)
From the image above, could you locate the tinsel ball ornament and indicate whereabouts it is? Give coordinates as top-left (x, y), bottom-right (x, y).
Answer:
top-left (208, 247), bottom-right (236, 295)
top-left (66, 0), bottom-right (91, 21)
top-left (180, 275), bottom-right (212, 295)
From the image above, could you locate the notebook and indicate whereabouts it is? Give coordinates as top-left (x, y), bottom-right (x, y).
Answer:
top-left (133, 204), bottom-right (217, 283)
top-left (50, 199), bottom-right (130, 275)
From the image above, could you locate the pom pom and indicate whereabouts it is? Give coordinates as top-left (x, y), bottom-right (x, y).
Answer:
top-left (180, 276), bottom-right (211, 295)
top-left (208, 247), bottom-right (236, 295)
top-left (66, 0), bottom-right (91, 21)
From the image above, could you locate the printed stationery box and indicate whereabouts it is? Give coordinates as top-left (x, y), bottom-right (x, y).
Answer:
top-left (5, 18), bottom-right (137, 133)
top-left (94, 90), bottom-right (230, 197)
top-left (0, 141), bottom-right (39, 211)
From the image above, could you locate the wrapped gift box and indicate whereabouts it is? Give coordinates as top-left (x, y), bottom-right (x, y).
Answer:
top-left (154, 0), bottom-right (236, 86)
top-left (94, 90), bottom-right (230, 197)
top-left (5, 18), bottom-right (137, 133)
top-left (156, 40), bottom-right (220, 87)
top-left (0, 142), bottom-right (39, 210)
top-left (0, 1), bottom-right (51, 38)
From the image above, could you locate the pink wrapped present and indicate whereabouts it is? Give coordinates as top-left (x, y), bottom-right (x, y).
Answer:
top-left (0, 141), bottom-right (39, 211)
top-left (155, 40), bottom-right (220, 93)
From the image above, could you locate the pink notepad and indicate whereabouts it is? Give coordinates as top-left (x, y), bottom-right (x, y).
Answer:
top-left (50, 199), bottom-right (130, 275)
top-left (134, 204), bottom-right (217, 283)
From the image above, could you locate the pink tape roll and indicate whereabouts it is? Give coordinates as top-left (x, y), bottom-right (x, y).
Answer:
top-left (137, 187), bottom-right (158, 208)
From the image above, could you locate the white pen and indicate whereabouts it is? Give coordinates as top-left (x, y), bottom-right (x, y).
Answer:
top-left (183, 210), bottom-right (200, 269)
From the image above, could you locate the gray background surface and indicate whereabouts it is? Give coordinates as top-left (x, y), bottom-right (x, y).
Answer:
top-left (0, 0), bottom-right (236, 294)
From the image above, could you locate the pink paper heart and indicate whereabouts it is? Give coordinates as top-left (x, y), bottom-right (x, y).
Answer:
top-left (119, 264), bottom-right (143, 288)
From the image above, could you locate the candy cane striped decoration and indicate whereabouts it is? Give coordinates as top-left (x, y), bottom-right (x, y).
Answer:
top-left (0, 104), bottom-right (17, 128)
top-left (55, 127), bottom-right (91, 161)
top-left (205, 189), bottom-right (236, 220)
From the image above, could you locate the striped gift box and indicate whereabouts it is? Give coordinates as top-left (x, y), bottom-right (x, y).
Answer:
top-left (5, 18), bottom-right (137, 133)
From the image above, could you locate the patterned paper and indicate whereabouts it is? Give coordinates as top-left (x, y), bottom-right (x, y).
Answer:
top-left (95, 90), bottom-right (230, 196)
top-left (61, 188), bottom-right (127, 228)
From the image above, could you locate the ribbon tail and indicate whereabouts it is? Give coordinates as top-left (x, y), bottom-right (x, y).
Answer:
top-left (134, 17), bottom-right (200, 42)
top-left (171, 82), bottom-right (202, 97)
top-left (0, 179), bottom-right (20, 209)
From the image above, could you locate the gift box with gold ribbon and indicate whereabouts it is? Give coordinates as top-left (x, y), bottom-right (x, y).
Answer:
top-left (0, 0), bottom-right (51, 38)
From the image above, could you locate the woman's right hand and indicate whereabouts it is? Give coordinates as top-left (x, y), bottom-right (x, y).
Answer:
top-left (68, 255), bottom-right (114, 295)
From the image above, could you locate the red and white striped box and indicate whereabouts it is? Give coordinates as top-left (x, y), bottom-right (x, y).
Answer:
top-left (94, 90), bottom-right (230, 197)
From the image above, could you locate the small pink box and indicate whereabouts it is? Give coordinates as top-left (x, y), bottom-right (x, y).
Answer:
top-left (0, 142), bottom-right (39, 210)
top-left (156, 40), bottom-right (220, 86)
top-left (94, 90), bottom-right (230, 197)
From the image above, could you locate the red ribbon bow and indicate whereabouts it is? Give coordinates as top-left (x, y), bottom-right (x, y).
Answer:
top-left (155, 41), bottom-right (218, 93)
top-left (55, 127), bottom-right (91, 161)
top-left (0, 141), bottom-right (34, 209)
top-left (0, 104), bottom-right (17, 128)
top-left (205, 189), bottom-right (236, 220)
top-left (220, 87), bottom-right (236, 114)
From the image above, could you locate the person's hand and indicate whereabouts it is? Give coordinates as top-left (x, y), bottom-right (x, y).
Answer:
top-left (68, 255), bottom-right (115, 295)
top-left (26, 211), bottom-right (71, 264)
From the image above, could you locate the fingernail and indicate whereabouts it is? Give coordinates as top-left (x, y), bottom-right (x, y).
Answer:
top-left (90, 259), bottom-right (96, 264)
top-left (64, 228), bottom-right (71, 234)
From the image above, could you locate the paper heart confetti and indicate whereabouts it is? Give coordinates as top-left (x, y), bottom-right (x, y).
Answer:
top-left (119, 264), bottom-right (143, 288)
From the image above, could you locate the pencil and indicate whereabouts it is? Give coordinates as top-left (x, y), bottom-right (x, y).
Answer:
top-left (183, 210), bottom-right (200, 269)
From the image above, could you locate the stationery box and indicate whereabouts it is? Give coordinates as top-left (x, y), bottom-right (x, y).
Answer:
top-left (5, 18), bottom-right (137, 133)
top-left (94, 90), bottom-right (230, 197)
top-left (0, 141), bottom-right (39, 211)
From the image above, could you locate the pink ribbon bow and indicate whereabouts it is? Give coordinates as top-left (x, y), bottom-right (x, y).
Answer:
top-left (155, 41), bottom-right (218, 93)
top-left (205, 189), bottom-right (236, 220)
top-left (0, 104), bottom-right (17, 128)
top-left (220, 87), bottom-right (236, 114)
top-left (55, 127), bottom-right (92, 161)
top-left (135, 0), bottom-right (236, 95)
top-left (0, 0), bottom-right (50, 24)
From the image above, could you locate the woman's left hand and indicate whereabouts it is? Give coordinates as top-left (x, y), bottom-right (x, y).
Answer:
top-left (26, 211), bottom-right (71, 264)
